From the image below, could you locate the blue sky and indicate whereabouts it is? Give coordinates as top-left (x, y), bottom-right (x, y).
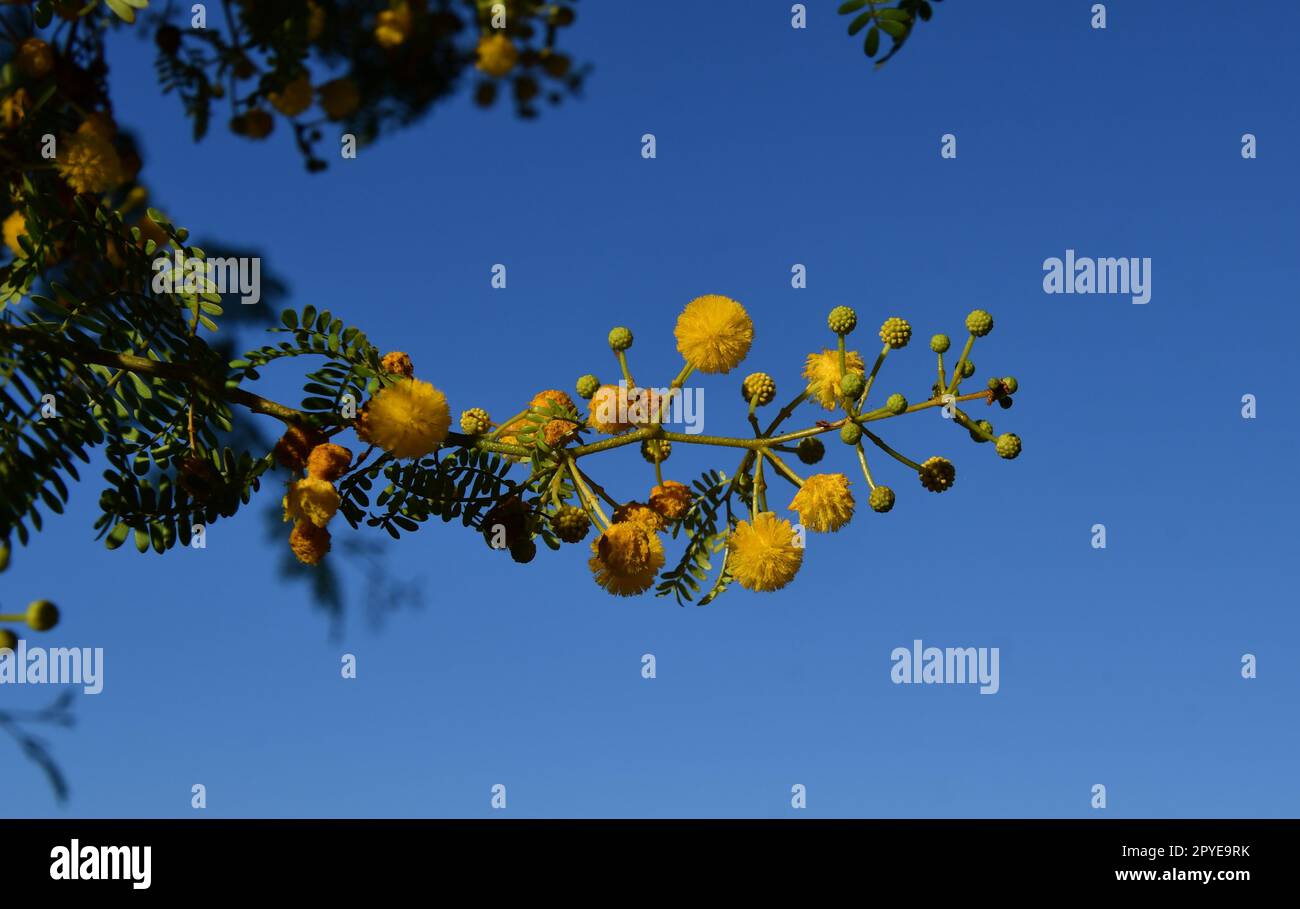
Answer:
top-left (2, 0), bottom-right (1298, 817)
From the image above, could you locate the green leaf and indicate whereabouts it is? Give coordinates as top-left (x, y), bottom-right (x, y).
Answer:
top-left (878, 18), bottom-right (908, 38)
top-left (865, 26), bottom-right (880, 56)
top-left (838, 0), bottom-right (869, 12)
top-left (848, 10), bottom-right (873, 35)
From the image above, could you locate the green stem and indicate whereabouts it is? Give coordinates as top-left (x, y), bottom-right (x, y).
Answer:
top-left (854, 442), bottom-right (877, 490)
top-left (860, 426), bottom-right (922, 472)
top-left (946, 333), bottom-right (975, 395)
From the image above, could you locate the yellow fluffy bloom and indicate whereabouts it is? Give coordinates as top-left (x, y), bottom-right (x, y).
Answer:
top-left (56, 130), bottom-right (123, 194)
top-left (649, 480), bottom-right (693, 522)
top-left (476, 32), bottom-right (518, 78)
top-left (802, 348), bottom-right (865, 411)
top-left (362, 378), bottom-right (451, 458)
top-left (290, 520), bottom-right (331, 565)
top-left (306, 443), bottom-right (353, 482)
top-left (673, 294), bottom-right (753, 374)
top-left (726, 512), bottom-right (803, 592)
top-left (589, 521), bottom-right (665, 597)
top-left (283, 477), bottom-right (340, 527)
top-left (269, 75), bottom-right (314, 117)
top-left (374, 4), bottom-right (413, 47)
top-left (612, 501), bottom-right (666, 532)
top-left (3, 211), bottom-right (27, 258)
top-left (789, 472), bottom-right (855, 533)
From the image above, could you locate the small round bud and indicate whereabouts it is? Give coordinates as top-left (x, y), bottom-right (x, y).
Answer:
top-left (970, 420), bottom-right (994, 443)
top-left (840, 372), bottom-right (865, 400)
top-left (959, 360), bottom-right (975, 378)
top-left (998, 396), bottom-right (1014, 410)
top-left (576, 374), bottom-right (601, 400)
top-left (641, 439), bottom-right (671, 463)
top-left (551, 506), bottom-right (591, 544)
top-left (742, 372), bottom-right (777, 406)
top-left (885, 393), bottom-right (907, 415)
top-left (796, 437), bottom-right (825, 465)
top-left (827, 305), bottom-right (857, 335)
top-left (868, 486), bottom-right (895, 513)
top-left (879, 316), bottom-right (912, 349)
top-left (995, 433), bottom-right (1021, 460)
top-left (918, 457), bottom-right (956, 493)
top-left (930, 334), bottom-right (950, 354)
top-left (460, 407), bottom-right (492, 435)
top-left (0, 629), bottom-right (15, 651)
top-left (840, 422), bottom-right (862, 445)
top-left (1001, 376), bottom-right (1018, 394)
top-left (987, 377), bottom-right (1002, 391)
top-left (25, 599), bottom-right (59, 632)
top-left (608, 327), bottom-right (633, 351)
top-left (509, 538), bottom-right (537, 564)
top-left (965, 309), bottom-right (993, 337)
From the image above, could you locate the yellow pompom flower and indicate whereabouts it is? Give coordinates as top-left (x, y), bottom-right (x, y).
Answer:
top-left (612, 501), bottom-right (666, 532)
top-left (269, 75), bottom-right (313, 117)
top-left (588, 521), bottom-right (666, 597)
top-left (363, 378), bottom-right (452, 459)
top-left (290, 520), bottom-right (331, 565)
top-left (306, 443), bottom-right (353, 482)
top-left (380, 350), bottom-right (414, 377)
top-left (3, 211), bottom-right (28, 258)
top-left (726, 512), bottom-right (803, 592)
top-left (673, 294), bottom-right (753, 374)
top-left (56, 130), bottom-right (123, 194)
top-left (374, 3), bottom-right (414, 48)
top-left (802, 348), bottom-right (865, 411)
top-left (283, 477), bottom-right (340, 527)
top-left (649, 480), bottom-right (693, 522)
top-left (476, 32), bottom-right (519, 78)
top-left (789, 473), bottom-right (855, 533)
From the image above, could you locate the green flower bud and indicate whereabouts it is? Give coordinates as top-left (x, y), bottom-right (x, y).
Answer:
top-left (827, 305), bottom-right (857, 335)
top-left (641, 439), bottom-right (672, 463)
top-left (840, 422), bottom-right (862, 445)
top-left (840, 372), bottom-right (865, 400)
top-left (885, 393), bottom-right (907, 415)
top-left (608, 326), bottom-right (633, 351)
top-left (879, 316), bottom-right (911, 349)
top-left (868, 486), bottom-right (895, 513)
top-left (742, 372), bottom-right (777, 406)
top-left (796, 437), bottom-right (825, 465)
top-left (459, 407), bottom-right (492, 435)
top-left (551, 505), bottom-right (591, 544)
top-left (965, 309), bottom-right (993, 337)
top-left (576, 374), bottom-right (601, 400)
top-left (959, 360), bottom-right (975, 378)
top-left (0, 629), bottom-right (16, 651)
top-left (1001, 376), bottom-right (1018, 394)
top-left (995, 433), bottom-right (1021, 460)
top-left (25, 600), bottom-right (58, 632)
top-left (930, 334), bottom-right (950, 354)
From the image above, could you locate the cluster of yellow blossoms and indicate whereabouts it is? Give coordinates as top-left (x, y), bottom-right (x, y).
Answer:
top-left (273, 294), bottom-right (1021, 602)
